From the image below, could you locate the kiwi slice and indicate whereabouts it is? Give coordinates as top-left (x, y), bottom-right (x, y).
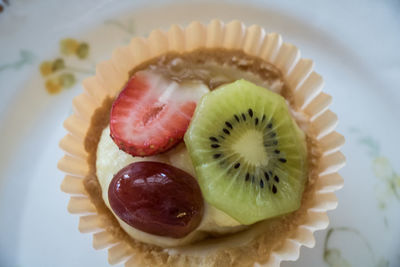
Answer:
top-left (184, 80), bottom-right (308, 225)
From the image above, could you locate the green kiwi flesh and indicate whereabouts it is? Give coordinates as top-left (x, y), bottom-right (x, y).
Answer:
top-left (184, 80), bottom-right (308, 225)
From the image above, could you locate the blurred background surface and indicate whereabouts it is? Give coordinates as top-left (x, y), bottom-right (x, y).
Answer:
top-left (0, 0), bottom-right (399, 266)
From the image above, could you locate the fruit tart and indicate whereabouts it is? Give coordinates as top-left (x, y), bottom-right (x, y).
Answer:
top-left (59, 20), bottom-right (345, 266)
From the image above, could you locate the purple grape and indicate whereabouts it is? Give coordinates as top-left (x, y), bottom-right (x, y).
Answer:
top-left (108, 161), bottom-right (204, 238)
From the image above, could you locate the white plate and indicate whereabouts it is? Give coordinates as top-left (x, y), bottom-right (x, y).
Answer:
top-left (0, 1), bottom-right (399, 266)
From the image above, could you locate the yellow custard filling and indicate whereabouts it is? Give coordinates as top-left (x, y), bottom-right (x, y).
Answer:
top-left (96, 126), bottom-right (248, 247)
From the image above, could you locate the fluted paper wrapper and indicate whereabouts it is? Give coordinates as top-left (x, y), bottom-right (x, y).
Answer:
top-left (59, 20), bottom-right (345, 266)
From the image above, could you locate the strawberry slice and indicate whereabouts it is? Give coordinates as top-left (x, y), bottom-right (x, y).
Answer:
top-left (110, 71), bottom-right (209, 156)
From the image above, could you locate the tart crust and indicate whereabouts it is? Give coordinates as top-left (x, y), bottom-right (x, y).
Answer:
top-left (83, 48), bottom-right (321, 266)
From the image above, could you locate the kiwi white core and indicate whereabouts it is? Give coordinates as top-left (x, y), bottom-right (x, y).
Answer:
top-left (231, 129), bottom-right (269, 167)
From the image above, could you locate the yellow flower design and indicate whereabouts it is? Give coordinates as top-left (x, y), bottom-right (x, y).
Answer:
top-left (60, 38), bottom-right (79, 56)
top-left (60, 38), bottom-right (89, 59)
top-left (39, 61), bottom-right (53, 76)
top-left (76, 43), bottom-right (89, 59)
top-left (45, 79), bottom-right (62, 94)
top-left (39, 38), bottom-right (93, 95)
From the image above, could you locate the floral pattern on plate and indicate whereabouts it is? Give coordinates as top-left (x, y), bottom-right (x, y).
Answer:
top-left (322, 127), bottom-right (399, 267)
top-left (39, 38), bottom-right (94, 94)
top-left (1, 4), bottom-right (399, 265)
top-left (0, 50), bottom-right (35, 72)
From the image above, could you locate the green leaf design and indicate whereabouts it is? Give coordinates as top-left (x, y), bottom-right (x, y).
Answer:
top-left (376, 258), bottom-right (389, 267)
top-left (105, 19), bottom-right (135, 35)
top-left (0, 49), bottom-right (35, 72)
top-left (323, 227), bottom-right (386, 267)
top-left (372, 157), bottom-right (400, 201)
top-left (350, 128), bottom-right (400, 217)
top-left (52, 58), bottom-right (65, 71)
top-left (389, 177), bottom-right (400, 200)
top-left (359, 136), bottom-right (380, 157)
top-left (378, 200), bottom-right (386, 211)
top-left (58, 73), bottom-right (76, 88)
top-left (372, 157), bottom-right (393, 181)
top-left (20, 50), bottom-right (35, 64)
top-left (324, 248), bottom-right (351, 267)
top-left (76, 43), bottom-right (89, 59)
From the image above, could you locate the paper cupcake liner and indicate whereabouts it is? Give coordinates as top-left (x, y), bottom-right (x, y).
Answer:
top-left (58, 20), bottom-right (345, 266)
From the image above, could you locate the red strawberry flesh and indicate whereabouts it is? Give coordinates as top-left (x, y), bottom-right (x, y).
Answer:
top-left (110, 71), bottom-right (207, 156)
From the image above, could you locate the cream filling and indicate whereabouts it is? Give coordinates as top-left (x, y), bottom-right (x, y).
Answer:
top-left (96, 126), bottom-right (247, 248)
